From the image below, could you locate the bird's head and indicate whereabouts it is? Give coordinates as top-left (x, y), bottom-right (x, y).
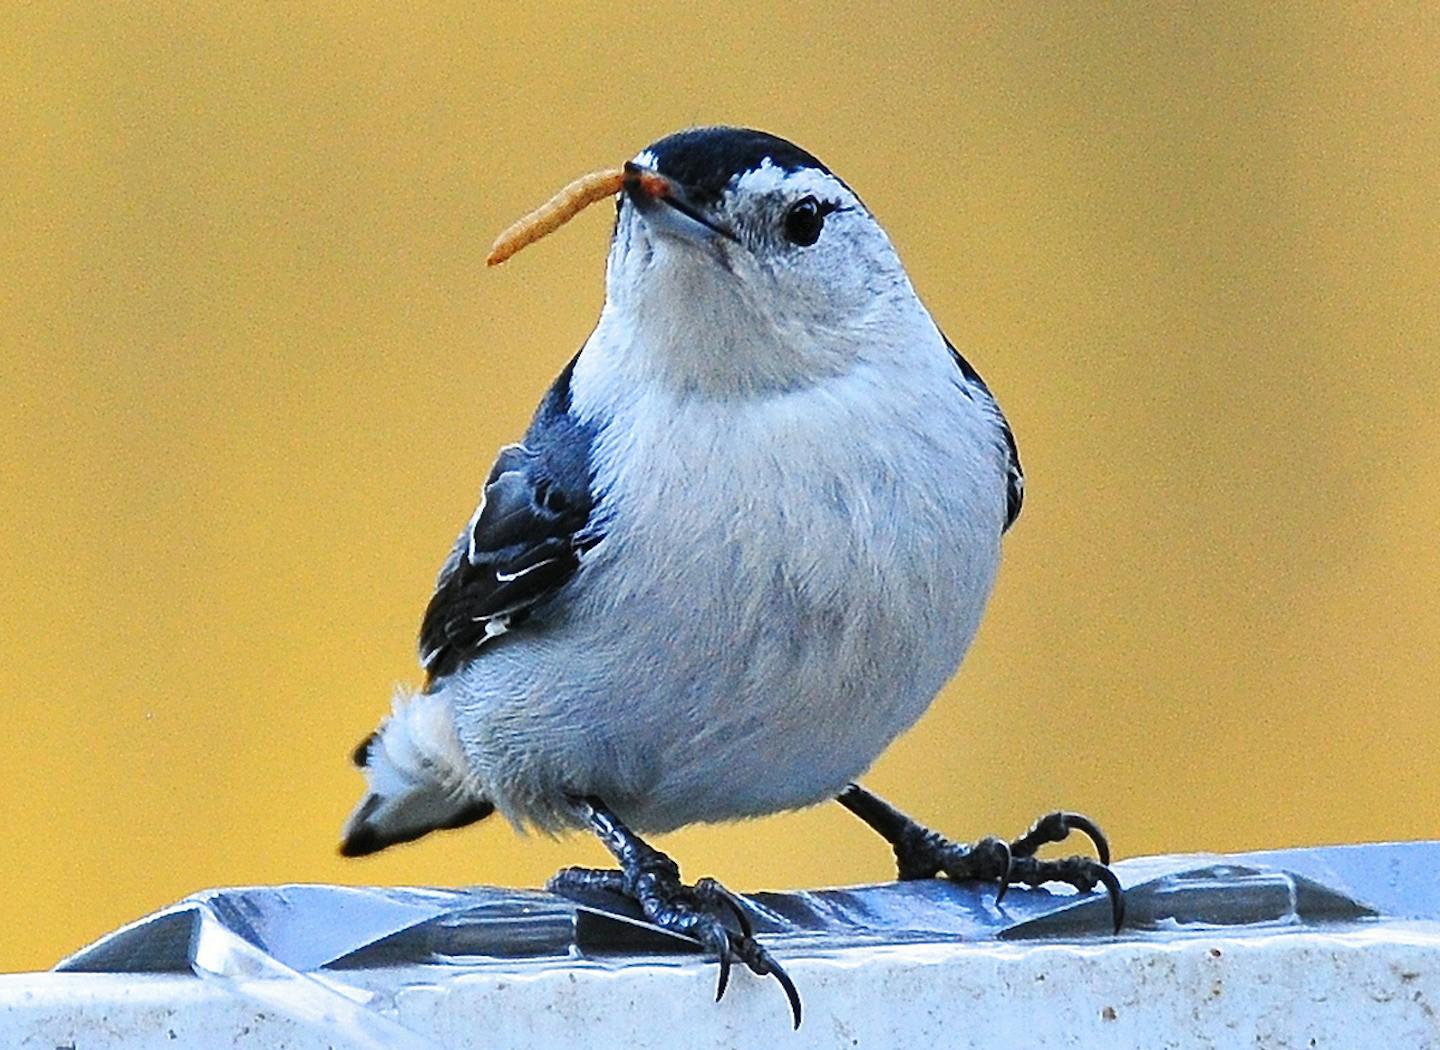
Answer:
top-left (599, 127), bottom-right (929, 396)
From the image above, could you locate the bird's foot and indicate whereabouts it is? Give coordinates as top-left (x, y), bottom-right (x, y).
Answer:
top-left (897, 810), bottom-right (1124, 930)
top-left (548, 806), bottom-right (801, 1028)
top-left (838, 787), bottom-right (1124, 931)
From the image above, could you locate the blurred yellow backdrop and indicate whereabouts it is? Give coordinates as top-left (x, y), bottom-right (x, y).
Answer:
top-left (4, 4), bottom-right (1438, 973)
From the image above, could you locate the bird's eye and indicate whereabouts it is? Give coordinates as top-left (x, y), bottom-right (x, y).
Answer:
top-left (783, 197), bottom-right (826, 247)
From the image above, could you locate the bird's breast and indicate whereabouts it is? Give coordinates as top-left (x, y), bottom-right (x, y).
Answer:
top-left (555, 361), bottom-right (1008, 827)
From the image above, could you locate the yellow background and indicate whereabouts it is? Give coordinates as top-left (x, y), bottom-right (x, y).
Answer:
top-left (4, 5), bottom-right (1438, 973)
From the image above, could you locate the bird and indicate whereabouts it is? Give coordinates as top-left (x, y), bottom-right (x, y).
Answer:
top-left (339, 125), bottom-right (1121, 1027)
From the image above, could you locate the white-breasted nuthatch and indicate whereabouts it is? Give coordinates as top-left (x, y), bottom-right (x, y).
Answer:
top-left (341, 127), bottom-right (1120, 1026)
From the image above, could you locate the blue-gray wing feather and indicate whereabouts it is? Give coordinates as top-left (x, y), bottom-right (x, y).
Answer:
top-left (419, 356), bottom-right (599, 681)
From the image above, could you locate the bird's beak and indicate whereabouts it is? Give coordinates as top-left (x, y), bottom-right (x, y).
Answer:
top-left (622, 161), bottom-right (739, 247)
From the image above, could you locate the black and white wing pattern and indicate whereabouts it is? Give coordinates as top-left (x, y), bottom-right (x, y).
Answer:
top-left (945, 336), bottom-right (1024, 532)
top-left (419, 357), bottom-right (601, 682)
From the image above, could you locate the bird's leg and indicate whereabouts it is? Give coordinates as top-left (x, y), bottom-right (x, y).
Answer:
top-left (836, 784), bottom-right (1125, 931)
top-left (547, 796), bottom-right (802, 1028)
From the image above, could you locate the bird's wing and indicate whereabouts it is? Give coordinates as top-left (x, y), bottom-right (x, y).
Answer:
top-left (418, 356), bottom-right (600, 681)
top-left (945, 337), bottom-right (1024, 532)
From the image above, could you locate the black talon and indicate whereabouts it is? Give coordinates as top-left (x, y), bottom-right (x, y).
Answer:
top-left (736, 938), bottom-right (801, 1029)
top-left (773, 955), bottom-right (803, 1029)
top-left (1012, 810), bottom-right (1111, 866)
top-left (1095, 863), bottom-right (1125, 932)
top-left (1067, 812), bottom-right (1111, 866)
top-left (995, 851), bottom-right (1015, 905)
top-left (730, 900), bottom-right (754, 940)
top-left (715, 948), bottom-right (731, 1002)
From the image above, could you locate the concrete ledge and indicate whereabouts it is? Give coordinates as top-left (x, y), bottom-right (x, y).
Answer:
top-left (10, 844), bottom-right (1440, 1049)
top-left (6, 922), bottom-right (1440, 1048)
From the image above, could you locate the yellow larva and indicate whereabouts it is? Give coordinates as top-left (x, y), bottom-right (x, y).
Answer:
top-left (486, 168), bottom-right (628, 267)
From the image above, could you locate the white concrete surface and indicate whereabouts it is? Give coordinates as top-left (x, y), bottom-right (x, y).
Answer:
top-left (6, 920), bottom-right (1440, 1049)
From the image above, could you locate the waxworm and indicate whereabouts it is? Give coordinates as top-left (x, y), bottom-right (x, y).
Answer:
top-left (486, 168), bottom-right (627, 267)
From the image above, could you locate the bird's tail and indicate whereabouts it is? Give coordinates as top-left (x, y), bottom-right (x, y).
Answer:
top-left (339, 687), bottom-right (492, 857)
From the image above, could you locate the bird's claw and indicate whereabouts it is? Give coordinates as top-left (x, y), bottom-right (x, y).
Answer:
top-left (693, 876), bottom-right (754, 939)
top-left (650, 875), bottom-right (800, 1028)
top-left (1002, 851), bottom-right (1126, 931)
top-left (1012, 810), bottom-right (1111, 867)
top-left (1004, 809), bottom-right (1123, 931)
top-left (727, 929), bottom-right (802, 1029)
top-left (549, 863), bottom-right (800, 1028)
top-left (891, 809), bottom-right (1124, 932)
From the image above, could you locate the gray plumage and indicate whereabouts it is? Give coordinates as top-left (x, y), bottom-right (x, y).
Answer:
top-left (341, 127), bottom-right (1022, 854)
